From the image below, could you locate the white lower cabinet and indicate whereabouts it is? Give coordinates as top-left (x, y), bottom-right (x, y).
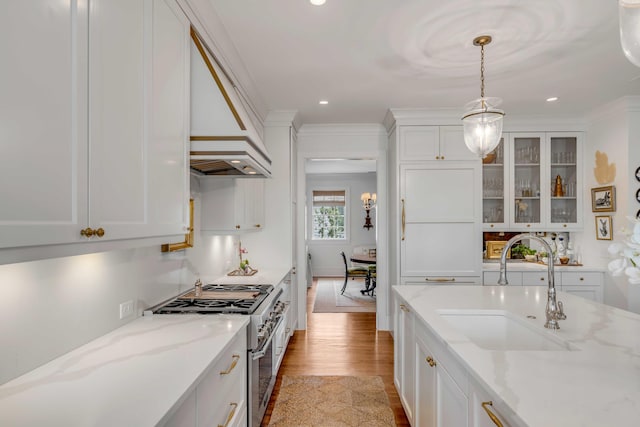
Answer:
top-left (162, 327), bottom-right (247, 427)
top-left (394, 300), bottom-right (415, 424)
top-left (395, 292), bottom-right (520, 427)
top-left (482, 269), bottom-right (604, 303)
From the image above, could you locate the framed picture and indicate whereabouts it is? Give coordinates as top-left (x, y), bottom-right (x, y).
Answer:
top-left (595, 215), bottom-right (613, 240)
top-left (591, 186), bottom-right (616, 212)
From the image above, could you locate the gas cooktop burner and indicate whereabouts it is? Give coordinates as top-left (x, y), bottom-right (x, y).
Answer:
top-left (153, 283), bottom-right (273, 315)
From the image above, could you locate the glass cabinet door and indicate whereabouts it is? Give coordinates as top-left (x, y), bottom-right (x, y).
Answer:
top-left (482, 137), bottom-right (508, 229)
top-left (547, 133), bottom-right (581, 228)
top-left (510, 134), bottom-right (544, 229)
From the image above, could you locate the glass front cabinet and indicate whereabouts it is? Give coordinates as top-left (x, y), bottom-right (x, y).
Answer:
top-left (482, 132), bottom-right (583, 231)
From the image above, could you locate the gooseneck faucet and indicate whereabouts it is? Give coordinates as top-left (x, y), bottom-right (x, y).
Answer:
top-left (497, 234), bottom-right (566, 329)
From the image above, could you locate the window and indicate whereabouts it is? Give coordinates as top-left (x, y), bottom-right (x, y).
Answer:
top-left (312, 190), bottom-right (346, 240)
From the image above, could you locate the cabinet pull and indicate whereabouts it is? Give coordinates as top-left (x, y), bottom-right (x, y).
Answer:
top-left (563, 224), bottom-right (567, 228)
top-left (399, 303), bottom-right (409, 312)
top-left (540, 277), bottom-right (545, 281)
top-left (219, 354), bottom-right (240, 375)
top-left (580, 277), bottom-right (584, 281)
top-left (526, 224), bottom-right (531, 228)
top-left (80, 227), bottom-right (94, 237)
top-left (425, 277), bottom-right (456, 283)
top-left (218, 402), bottom-right (238, 427)
top-left (426, 356), bottom-right (436, 367)
top-left (255, 224), bottom-right (261, 228)
top-left (441, 155), bottom-right (445, 160)
top-left (95, 228), bottom-right (105, 238)
top-left (481, 401), bottom-right (504, 427)
top-left (490, 224), bottom-right (494, 228)
top-left (401, 199), bottom-right (406, 241)
top-left (235, 225), bottom-right (240, 229)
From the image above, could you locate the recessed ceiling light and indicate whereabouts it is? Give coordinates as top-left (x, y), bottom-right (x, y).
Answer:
top-left (230, 160), bottom-right (241, 164)
top-left (310, 0), bottom-right (326, 5)
top-left (546, 97), bottom-right (558, 102)
top-left (319, 100), bottom-right (329, 105)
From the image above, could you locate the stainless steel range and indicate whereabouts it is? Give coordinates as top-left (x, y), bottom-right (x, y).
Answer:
top-left (151, 281), bottom-right (286, 427)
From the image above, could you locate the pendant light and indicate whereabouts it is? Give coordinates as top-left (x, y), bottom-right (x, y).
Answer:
top-left (462, 35), bottom-right (505, 159)
top-left (619, 0), bottom-right (640, 67)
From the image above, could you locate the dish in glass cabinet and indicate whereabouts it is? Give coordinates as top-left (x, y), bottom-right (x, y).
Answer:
top-left (636, 166), bottom-right (640, 182)
top-left (637, 188), bottom-right (640, 203)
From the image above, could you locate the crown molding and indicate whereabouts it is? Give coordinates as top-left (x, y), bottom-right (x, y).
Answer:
top-left (298, 123), bottom-right (386, 137)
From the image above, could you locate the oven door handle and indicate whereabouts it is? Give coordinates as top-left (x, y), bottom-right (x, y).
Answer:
top-left (250, 315), bottom-right (283, 360)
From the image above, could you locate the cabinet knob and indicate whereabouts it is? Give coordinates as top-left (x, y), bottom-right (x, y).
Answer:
top-left (255, 224), bottom-right (261, 228)
top-left (95, 228), bottom-right (105, 238)
top-left (540, 277), bottom-right (545, 281)
top-left (399, 304), bottom-right (409, 312)
top-left (235, 225), bottom-right (240, 229)
top-left (441, 156), bottom-right (445, 160)
top-left (435, 156), bottom-right (439, 160)
top-left (563, 224), bottom-right (567, 228)
top-left (490, 224), bottom-right (494, 228)
top-left (426, 356), bottom-right (436, 367)
top-left (80, 227), bottom-right (94, 237)
top-left (580, 277), bottom-right (584, 281)
top-left (526, 224), bottom-right (531, 228)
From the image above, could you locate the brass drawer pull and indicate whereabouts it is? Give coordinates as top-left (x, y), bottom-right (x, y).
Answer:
top-left (95, 227), bottom-right (105, 237)
top-left (426, 356), bottom-right (436, 367)
top-left (580, 277), bottom-right (584, 281)
top-left (255, 224), bottom-right (261, 228)
top-left (425, 277), bottom-right (455, 282)
top-left (540, 277), bottom-right (545, 281)
top-left (399, 303), bottom-right (409, 312)
top-left (219, 354), bottom-right (240, 375)
top-left (80, 227), bottom-right (94, 237)
top-left (481, 401), bottom-right (504, 427)
top-left (401, 199), bottom-right (406, 241)
top-left (218, 402), bottom-right (238, 427)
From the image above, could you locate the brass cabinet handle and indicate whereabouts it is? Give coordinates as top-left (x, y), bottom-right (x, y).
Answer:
top-left (435, 156), bottom-right (439, 160)
top-left (481, 401), bottom-right (504, 427)
top-left (80, 227), bottom-right (94, 237)
top-left (235, 225), bottom-right (240, 229)
top-left (425, 277), bottom-right (456, 282)
top-left (580, 277), bottom-right (584, 281)
top-left (426, 356), bottom-right (436, 367)
top-left (540, 277), bottom-right (545, 281)
top-left (399, 303), bottom-right (409, 312)
top-left (95, 228), bottom-right (105, 238)
top-left (563, 224), bottom-right (567, 228)
top-left (218, 402), bottom-right (238, 427)
top-left (401, 199), bottom-right (406, 241)
top-left (255, 224), bottom-right (261, 228)
top-left (526, 224), bottom-right (531, 228)
top-left (490, 224), bottom-right (494, 228)
top-left (219, 354), bottom-right (240, 375)
top-left (441, 155), bottom-right (445, 160)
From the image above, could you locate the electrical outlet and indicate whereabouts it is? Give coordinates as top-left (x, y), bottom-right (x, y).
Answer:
top-left (119, 300), bottom-right (134, 319)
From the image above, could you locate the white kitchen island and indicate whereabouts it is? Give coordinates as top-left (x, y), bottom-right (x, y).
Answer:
top-left (393, 285), bottom-right (640, 427)
top-left (0, 314), bottom-right (249, 426)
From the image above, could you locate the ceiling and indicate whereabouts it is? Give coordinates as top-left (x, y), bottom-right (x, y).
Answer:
top-left (207, 0), bottom-right (640, 126)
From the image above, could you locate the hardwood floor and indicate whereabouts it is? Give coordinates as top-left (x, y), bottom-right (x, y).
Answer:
top-left (261, 278), bottom-right (410, 426)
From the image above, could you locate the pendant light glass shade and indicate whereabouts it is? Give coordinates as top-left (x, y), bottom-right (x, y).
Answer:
top-left (619, 0), bottom-right (640, 67)
top-left (462, 97), bottom-right (504, 158)
top-left (462, 35), bottom-right (505, 159)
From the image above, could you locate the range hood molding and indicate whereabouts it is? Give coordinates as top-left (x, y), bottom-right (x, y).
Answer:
top-left (190, 28), bottom-right (271, 178)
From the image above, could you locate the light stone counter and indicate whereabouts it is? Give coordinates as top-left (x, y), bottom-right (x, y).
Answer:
top-left (394, 285), bottom-right (640, 427)
top-left (205, 267), bottom-right (291, 287)
top-left (483, 261), bottom-right (605, 272)
top-left (0, 314), bottom-right (249, 426)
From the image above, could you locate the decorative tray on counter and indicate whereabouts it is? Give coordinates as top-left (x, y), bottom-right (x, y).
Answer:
top-left (227, 267), bottom-right (258, 276)
top-left (525, 260), bottom-right (583, 267)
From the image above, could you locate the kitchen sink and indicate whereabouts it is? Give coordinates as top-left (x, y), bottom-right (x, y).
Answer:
top-left (438, 309), bottom-right (574, 351)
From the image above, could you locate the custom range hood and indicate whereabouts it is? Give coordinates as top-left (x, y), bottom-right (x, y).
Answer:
top-left (190, 29), bottom-right (271, 177)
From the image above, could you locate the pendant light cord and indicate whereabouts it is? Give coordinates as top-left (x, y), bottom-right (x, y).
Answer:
top-left (480, 43), bottom-right (485, 99)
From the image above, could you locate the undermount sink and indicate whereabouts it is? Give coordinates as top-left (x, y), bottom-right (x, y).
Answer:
top-left (438, 310), bottom-right (574, 351)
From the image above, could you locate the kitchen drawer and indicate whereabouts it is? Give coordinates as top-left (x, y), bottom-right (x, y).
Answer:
top-left (561, 271), bottom-right (603, 286)
top-left (197, 328), bottom-right (247, 427)
top-left (522, 271), bottom-right (550, 286)
top-left (402, 276), bottom-right (481, 286)
top-left (483, 271), bottom-right (523, 286)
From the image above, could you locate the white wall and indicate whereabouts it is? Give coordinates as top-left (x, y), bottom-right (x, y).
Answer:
top-left (583, 97), bottom-right (640, 312)
top-left (0, 188), bottom-right (237, 385)
top-left (306, 173), bottom-right (377, 276)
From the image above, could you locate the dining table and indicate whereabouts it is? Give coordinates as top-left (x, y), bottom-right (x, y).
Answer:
top-left (350, 254), bottom-right (376, 295)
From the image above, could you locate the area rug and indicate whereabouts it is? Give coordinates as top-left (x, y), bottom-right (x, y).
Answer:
top-left (267, 375), bottom-right (395, 426)
top-left (312, 278), bottom-right (375, 313)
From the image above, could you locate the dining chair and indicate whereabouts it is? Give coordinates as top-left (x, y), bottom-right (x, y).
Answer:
top-left (340, 251), bottom-right (369, 294)
top-left (361, 265), bottom-right (376, 296)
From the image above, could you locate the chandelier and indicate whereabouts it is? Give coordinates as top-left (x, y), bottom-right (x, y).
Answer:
top-left (461, 35), bottom-right (505, 159)
top-left (619, 0), bottom-right (640, 67)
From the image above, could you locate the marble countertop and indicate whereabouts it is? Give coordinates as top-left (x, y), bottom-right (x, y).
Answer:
top-left (203, 267), bottom-right (291, 287)
top-left (483, 261), bottom-right (605, 272)
top-left (0, 314), bottom-right (249, 426)
top-left (393, 285), bottom-right (640, 427)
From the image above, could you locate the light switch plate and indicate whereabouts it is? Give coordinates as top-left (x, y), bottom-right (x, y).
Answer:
top-left (119, 300), bottom-right (134, 319)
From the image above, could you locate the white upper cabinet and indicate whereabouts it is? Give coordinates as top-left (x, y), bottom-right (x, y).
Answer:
top-left (399, 126), bottom-right (479, 162)
top-left (482, 131), bottom-right (583, 231)
top-left (200, 178), bottom-right (264, 233)
top-left (0, 0), bottom-right (89, 248)
top-left (0, 0), bottom-right (190, 252)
